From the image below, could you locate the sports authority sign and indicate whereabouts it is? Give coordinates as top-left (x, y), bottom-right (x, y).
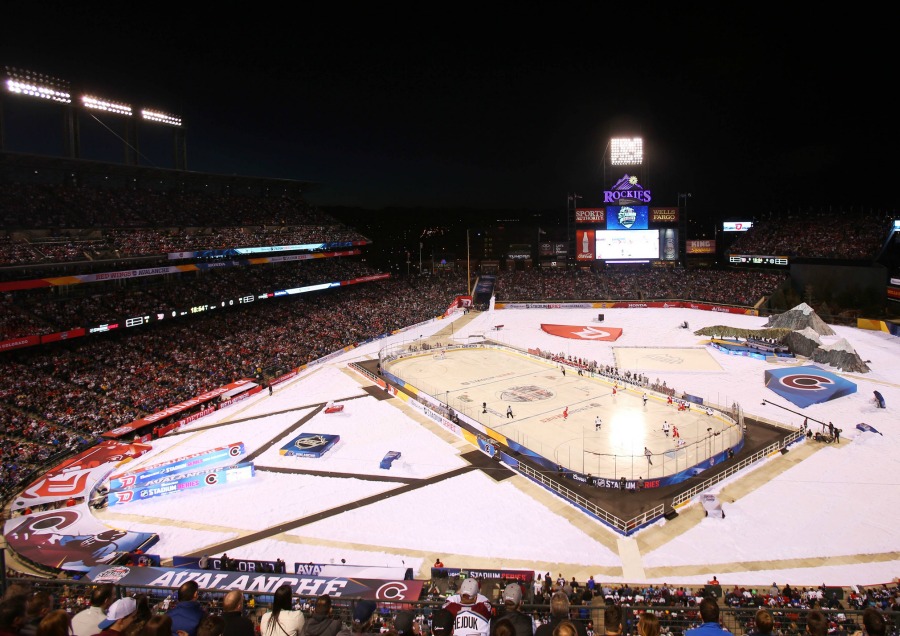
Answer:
top-left (541, 324), bottom-right (623, 341)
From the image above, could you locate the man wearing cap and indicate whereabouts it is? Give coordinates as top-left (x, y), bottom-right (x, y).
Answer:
top-left (337, 600), bottom-right (378, 636)
top-left (430, 609), bottom-right (455, 636)
top-left (442, 578), bottom-right (491, 636)
top-left (392, 611), bottom-right (420, 636)
top-left (92, 597), bottom-right (138, 636)
top-left (491, 584), bottom-right (532, 636)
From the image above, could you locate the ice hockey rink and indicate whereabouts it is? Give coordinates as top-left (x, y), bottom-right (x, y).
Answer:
top-left (64, 303), bottom-right (900, 586)
top-left (386, 345), bottom-right (740, 479)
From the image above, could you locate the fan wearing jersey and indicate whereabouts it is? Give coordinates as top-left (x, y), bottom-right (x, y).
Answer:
top-left (442, 578), bottom-right (491, 636)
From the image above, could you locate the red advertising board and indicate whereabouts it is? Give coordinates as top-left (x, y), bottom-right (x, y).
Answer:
top-left (576, 230), bottom-right (595, 261)
top-left (686, 239), bottom-right (716, 254)
top-left (575, 208), bottom-right (605, 223)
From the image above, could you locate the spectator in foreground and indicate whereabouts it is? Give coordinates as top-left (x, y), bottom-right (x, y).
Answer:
top-left (166, 582), bottom-right (206, 636)
top-left (806, 611), bottom-right (828, 636)
top-left (36, 610), bottom-right (71, 636)
top-left (337, 601), bottom-right (377, 636)
top-left (303, 596), bottom-right (342, 636)
top-left (859, 608), bottom-right (887, 636)
top-left (94, 598), bottom-right (138, 636)
top-left (443, 578), bottom-right (492, 636)
top-left (685, 598), bottom-right (728, 636)
top-left (603, 605), bottom-right (622, 636)
top-left (491, 584), bottom-right (532, 636)
top-left (220, 591), bottom-right (254, 636)
top-left (747, 609), bottom-right (774, 636)
top-left (534, 592), bottom-right (586, 636)
top-left (637, 614), bottom-right (659, 636)
top-left (259, 585), bottom-right (305, 636)
top-left (72, 585), bottom-right (116, 636)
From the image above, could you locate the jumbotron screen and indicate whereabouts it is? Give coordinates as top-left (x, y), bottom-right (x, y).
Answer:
top-left (596, 229), bottom-right (660, 260)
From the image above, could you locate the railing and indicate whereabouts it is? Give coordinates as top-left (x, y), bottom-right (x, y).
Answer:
top-left (672, 429), bottom-right (804, 508)
top-left (517, 462), bottom-right (664, 535)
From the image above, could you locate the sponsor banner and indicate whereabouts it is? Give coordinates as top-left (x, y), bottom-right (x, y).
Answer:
top-left (0, 335), bottom-right (40, 351)
top-left (84, 565), bottom-right (424, 600)
top-left (574, 208), bottom-right (605, 223)
top-left (497, 301), bottom-right (757, 315)
top-left (103, 379), bottom-right (256, 439)
top-left (4, 504), bottom-right (157, 572)
top-left (12, 441), bottom-right (151, 510)
top-left (1, 250), bottom-right (364, 292)
top-left (219, 385), bottom-right (262, 409)
top-left (108, 463), bottom-right (255, 506)
top-left (576, 229), bottom-right (595, 261)
top-left (723, 221), bottom-right (753, 232)
top-left (432, 567), bottom-right (534, 583)
top-left (109, 443), bottom-right (246, 490)
top-left (650, 207), bottom-right (679, 223)
top-left (541, 324), bottom-right (623, 341)
top-left (172, 556), bottom-right (280, 572)
top-left (764, 365), bottom-right (857, 408)
top-left (887, 286), bottom-right (900, 300)
top-left (40, 328), bottom-right (86, 344)
top-left (686, 240), bottom-right (716, 254)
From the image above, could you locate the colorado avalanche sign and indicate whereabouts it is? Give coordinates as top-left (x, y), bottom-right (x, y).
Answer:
top-left (764, 365), bottom-right (856, 408)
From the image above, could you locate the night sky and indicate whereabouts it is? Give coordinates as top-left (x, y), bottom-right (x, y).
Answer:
top-left (1, 5), bottom-right (895, 223)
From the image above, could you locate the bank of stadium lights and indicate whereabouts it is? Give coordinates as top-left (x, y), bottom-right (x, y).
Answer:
top-left (82, 95), bottom-right (133, 117)
top-left (141, 109), bottom-right (182, 127)
top-left (3, 66), bottom-right (71, 103)
top-left (610, 137), bottom-right (643, 166)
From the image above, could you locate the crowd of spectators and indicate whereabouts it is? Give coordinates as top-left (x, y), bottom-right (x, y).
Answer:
top-left (0, 265), bottom-right (467, 498)
top-left (494, 267), bottom-right (789, 306)
top-left (725, 209), bottom-right (891, 261)
top-left (0, 182), bottom-right (369, 268)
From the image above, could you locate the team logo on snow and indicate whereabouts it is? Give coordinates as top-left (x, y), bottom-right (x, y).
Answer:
top-left (764, 365), bottom-right (856, 408)
top-left (541, 324), bottom-right (622, 341)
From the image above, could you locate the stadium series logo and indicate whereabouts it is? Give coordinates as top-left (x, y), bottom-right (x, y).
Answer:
top-left (500, 386), bottom-right (554, 402)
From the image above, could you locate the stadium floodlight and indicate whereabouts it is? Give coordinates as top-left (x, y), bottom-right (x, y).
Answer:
top-left (141, 108), bottom-right (182, 127)
top-left (82, 95), bottom-right (133, 116)
top-left (610, 137), bottom-right (643, 166)
top-left (3, 66), bottom-right (71, 103)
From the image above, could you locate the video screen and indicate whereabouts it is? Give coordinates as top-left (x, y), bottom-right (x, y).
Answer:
top-left (606, 205), bottom-right (649, 230)
top-left (596, 230), bottom-right (660, 260)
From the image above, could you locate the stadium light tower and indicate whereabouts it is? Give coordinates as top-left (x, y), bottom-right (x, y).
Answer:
top-left (2, 66), bottom-right (73, 154)
top-left (1, 66), bottom-right (186, 168)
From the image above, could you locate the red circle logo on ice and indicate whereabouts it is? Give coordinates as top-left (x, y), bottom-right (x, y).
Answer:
top-left (205, 473), bottom-right (219, 485)
top-left (500, 386), bottom-right (554, 402)
top-left (779, 373), bottom-right (835, 391)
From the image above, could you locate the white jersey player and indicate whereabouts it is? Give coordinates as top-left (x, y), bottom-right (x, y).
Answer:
top-left (442, 578), bottom-right (491, 636)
